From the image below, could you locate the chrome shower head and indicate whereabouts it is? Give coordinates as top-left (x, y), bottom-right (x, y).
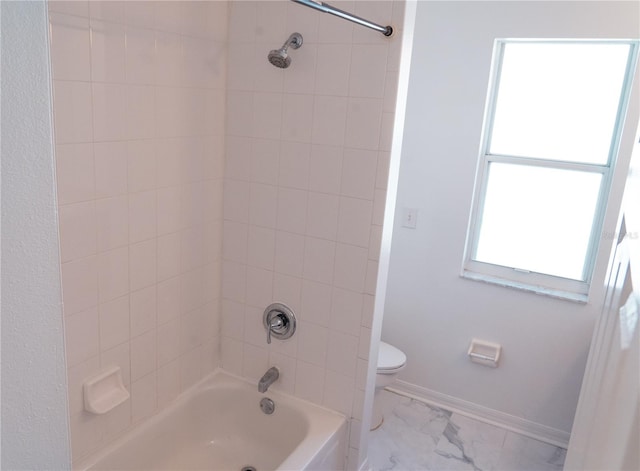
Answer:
top-left (268, 32), bottom-right (303, 69)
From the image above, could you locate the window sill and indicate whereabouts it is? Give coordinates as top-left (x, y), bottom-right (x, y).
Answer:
top-left (461, 270), bottom-right (589, 303)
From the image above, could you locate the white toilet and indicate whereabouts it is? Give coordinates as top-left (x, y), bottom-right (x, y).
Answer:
top-left (372, 341), bottom-right (407, 430)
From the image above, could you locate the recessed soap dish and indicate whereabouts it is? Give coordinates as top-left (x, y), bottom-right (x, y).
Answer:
top-left (467, 338), bottom-right (501, 368)
top-left (83, 366), bottom-right (130, 414)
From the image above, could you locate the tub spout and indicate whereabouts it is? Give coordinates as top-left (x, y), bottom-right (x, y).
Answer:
top-left (258, 366), bottom-right (279, 393)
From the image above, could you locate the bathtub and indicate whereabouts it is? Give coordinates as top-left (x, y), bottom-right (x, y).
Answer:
top-left (78, 370), bottom-right (347, 471)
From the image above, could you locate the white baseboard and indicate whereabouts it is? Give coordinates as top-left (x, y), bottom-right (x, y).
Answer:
top-left (387, 380), bottom-right (570, 449)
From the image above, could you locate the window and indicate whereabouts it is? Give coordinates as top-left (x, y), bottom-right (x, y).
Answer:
top-left (463, 39), bottom-right (639, 301)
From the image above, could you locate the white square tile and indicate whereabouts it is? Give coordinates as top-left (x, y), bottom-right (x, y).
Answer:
top-left (221, 299), bottom-right (245, 341)
top-left (125, 27), bottom-right (156, 84)
top-left (90, 19), bottom-right (126, 83)
top-left (58, 201), bottom-right (97, 262)
top-left (312, 95), bottom-right (347, 146)
top-left (156, 186), bottom-right (181, 236)
top-left (376, 151), bottom-right (391, 190)
top-left (48, 1), bottom-right (89, 17)
top-left (49, 13), bottom-right (91, 81)
top-left (269, 351), bottom-right (296, 394)
top-left (303, 237), bottom-right (336, 285)
top-left (65, 307), bottom-right (100, 367)
top-left (361, 294), bottom-right (374, 329)
top-left (301, 279), bottom-right (332, 327)
top-left (247, 226), bottom-right (276, 271)
top-left (129, 190), bottom-right (156, 243)
top-left (67, 357), bottom-right (100, 416)
top-left (156, 276), bottom-right (180, 325)
top-left (130, 285), bottom-right (156, 337)
top-left (348, 44), bottom-right (388, 98)
top-left (222, 221), bottom-right (248, 264)
top-left (157, 232), bottom-right (181, 281)
top-left (180, 307), bottom-right (204, 354)
top-left (155, 87), bottom-right (184, 138)
top-left (274, 231), bottom-right (305, 277)
top-left (379, 112), bottom-right (395, 152)
top-left (330, 287), bottom-right (363, 337)
top-left (248, 183), bottom-right (278, 228)
top-left (94, 141), bottom-right (128, 198)
top-left (99, 295), bottom-right (130, 351)
top-left (227, 91), bottom-right (253, 137)
top-left (98, 247), bottom-right (129, 303)
top-left (372, 188), bottom-right (387, 226)
top-left (62, 256), bottom-right (99, 316)
top-left (337, 197), bottom-right (373, 248)
top-left (242, 343), bottom-right (269, 382)
top-left (306, 192), bottom-right (339, 240)
top-left (341, 148), bottom-right (377, 200)
top-left (180, 226), bottom-right (205, 272)
top-left (326, 330), bottom-right (359, 377)
top-left (323, 369), bottom-right (355, 416)
top-left (283, 43), bottom-right (317, 95)
top-left (345, 97), bottom-right (383, 150)
top-left (297, 322), bottom-right (329, 367)
top-left (368, 225), bottom-right (382, 261)
top-left (355, 358), bottom-right (367, 392)
top-left (333, 244), bottom-right (368, 292)
top-left (309, 145), bottom-right (343, 194)
top-left (100, 341), bottom-right (131, 387)
top-left (95, 196), bottom-right (128, 252)
top-left (221, 336), bottom-right (244, 376)
top-left (243, 304), bottom-right (265, 348)
top-left (89, 1), bottom-right (125, 23)
top-left (155, 31), bottom-right (182, 86)
top-left (53, 80), bottom-right (93, 144)
top-left (126, 86), bottom-right (156, 140)
top-left (315, 44), bottom-right (352, 96)
top-left (131, 329), bottom-right (156, 381)
top-left (92, 83), bottom-right (127, 142)
top-left (227, 42), bottom-right (255, 91)
top-left (295, 360), bottom-right (325, 404)
top-left (317, 3), bottom-right (354, 44)
top-left (157, 318), bottom-right (180, 366)
top-left (180, 268), bottom-right (205, 314)
top-left (272, 273), bottom-right (302, 314)
top-left (222, 261), bottom-right (246, 303)
top-left (245, 266), bottom-right (273, 308)
top-left (282, 94), bottom-right (314, 143)
top-left (223, 180), bottom-right (250, 223)
top-left (365, 260), bottom-right (378, 295)
top-left (225, 136), bottom-right (252, 181)
top-left (249, 138), bottom-right (280, 184)
top-left (279, 141), bottom-right (311, 190)
top-left (358, 326), bottom-right (371, 360)
top-left (129, 239), bottom-right (157, 291)
top-left (157, 359), bottom-right (180, 408)
top-left (252, 92), bottom-right (283, 139)
top-left (55, 143), bottom-right (95, 205)
top-left (277, 188), bottom-right (308, 235)
top-left (131, 372), bottom-right (157, 424)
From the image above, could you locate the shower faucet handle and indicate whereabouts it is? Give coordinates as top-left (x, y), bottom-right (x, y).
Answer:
top-left (263, 303), bottom-right (297, 345)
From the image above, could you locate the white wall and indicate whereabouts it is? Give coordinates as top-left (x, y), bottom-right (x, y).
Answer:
top-left (383, 0), bottom-right (640, 436)
top-left (0, 1), bottom-right (71, 468)
top-left (47, 1), bottom-right (228, 462)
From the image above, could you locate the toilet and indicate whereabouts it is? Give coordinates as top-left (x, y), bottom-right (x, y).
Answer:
top-left (372, 341), bottom-right (407, 430)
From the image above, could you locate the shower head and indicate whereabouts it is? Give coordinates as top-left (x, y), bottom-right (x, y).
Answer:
top-left (268, 32), bottom-right (303, 69)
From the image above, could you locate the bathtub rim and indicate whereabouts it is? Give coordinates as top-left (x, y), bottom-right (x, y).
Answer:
top-left (75, 368), bottom-right (347, 471)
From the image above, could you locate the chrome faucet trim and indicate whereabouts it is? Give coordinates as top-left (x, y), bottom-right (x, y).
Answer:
top-left (258, 366), bottom-right (279, 393)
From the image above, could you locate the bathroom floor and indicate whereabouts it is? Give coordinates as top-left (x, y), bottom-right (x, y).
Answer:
top-left (368, 390), bottom-right (566, 471)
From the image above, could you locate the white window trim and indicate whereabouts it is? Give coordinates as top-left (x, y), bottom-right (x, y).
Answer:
top-left (462, 39), bottom-right (640, 303)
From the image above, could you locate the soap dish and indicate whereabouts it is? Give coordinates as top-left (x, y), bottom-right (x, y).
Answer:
top-left (83, 366), bottom-right (130, 414)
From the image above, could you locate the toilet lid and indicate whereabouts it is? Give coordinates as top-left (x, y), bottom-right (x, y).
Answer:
top-left (378, 341), bottom-right (407, 371)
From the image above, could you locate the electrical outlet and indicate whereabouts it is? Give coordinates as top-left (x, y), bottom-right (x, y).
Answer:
top-left (402, 208), bottom-right (418, 229)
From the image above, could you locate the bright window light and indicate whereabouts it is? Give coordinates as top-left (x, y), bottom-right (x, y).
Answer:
top-left (465, 39), bottom-right (638, 297)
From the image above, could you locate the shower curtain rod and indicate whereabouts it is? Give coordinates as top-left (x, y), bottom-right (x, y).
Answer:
top-left (291, 0), bottom-right (393, 37)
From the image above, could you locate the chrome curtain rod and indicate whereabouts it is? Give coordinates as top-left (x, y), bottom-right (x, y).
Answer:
top-left (291, 0), bottom-right (393, 37)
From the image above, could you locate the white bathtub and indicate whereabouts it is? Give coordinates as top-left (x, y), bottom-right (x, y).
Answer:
top-left (78, 370), bottom-right (347, 471)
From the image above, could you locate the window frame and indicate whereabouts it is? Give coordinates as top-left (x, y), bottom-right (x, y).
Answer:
top-left (462, 39), bottom-right (639, 302)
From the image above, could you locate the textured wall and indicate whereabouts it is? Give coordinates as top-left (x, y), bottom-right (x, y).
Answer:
top-left (0, 1), bottom-right (71, 468)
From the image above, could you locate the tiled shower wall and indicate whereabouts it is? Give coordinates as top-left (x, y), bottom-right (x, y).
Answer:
top-left (49, 1), bottom-right (227, 462)
top-left (220, 1), bottom-right (404, 467)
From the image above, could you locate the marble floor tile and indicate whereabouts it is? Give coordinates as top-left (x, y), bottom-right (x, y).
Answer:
top-left (369, 390), bottom-right (567, 471)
